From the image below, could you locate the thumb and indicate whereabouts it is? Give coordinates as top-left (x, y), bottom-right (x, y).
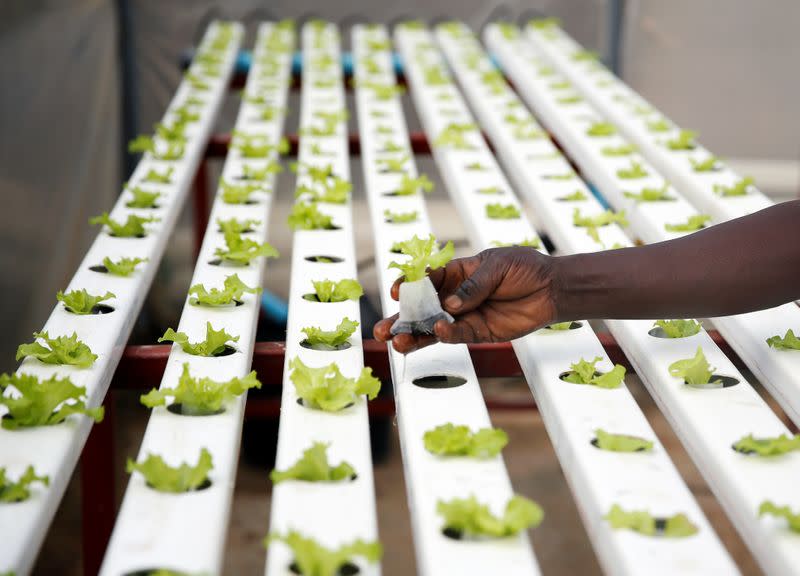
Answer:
top-left (443, 258), bottom-right (501, 314)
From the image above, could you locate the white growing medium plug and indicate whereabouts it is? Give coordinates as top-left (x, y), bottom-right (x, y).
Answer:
top-left (391, 276), bottom-right (454, 335)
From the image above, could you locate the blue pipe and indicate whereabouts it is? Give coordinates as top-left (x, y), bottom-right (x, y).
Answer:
top-left (260, 288), bottom-right (289, 325)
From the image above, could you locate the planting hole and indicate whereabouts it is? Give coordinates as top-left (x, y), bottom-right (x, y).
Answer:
top-left (412, 375), bottom-right (467, 389)
top-left (212, 345), bottom-right (237, 357)
top-left (590, 437), bottom-right (648, 452)
top-left (208, 258), bottom-right (249, 268)
top-left (146, 477), bottom-right (212, 492)
top-left (124, 570), bottom-right (194, 576)
top-left (296, 397), bottom-right (354, 410)
top-left (648, 326), bottom-right (698, 339)
top-left (65, 304), bottom-right (114, 315)
top-left (290, 562), bottom-right (359, 576)
top-left (89, 264), bottom-right (109, 274)
top-left (684, 375), bottom-right (739, 390)
top-left (304, 255), bottom-right (344, 264)
top-left (110, 232), bottom-right (146, 239)
top-left (559, 370), bottom-right (602, 382)
top-left (300, 340), bottom-right (352, 352)
top-left (167, 403), bottom-right (225, 417)
top-left (442, 527), bottom-right (464, 540)
top-left (217, 226), bottom-right (254, 234)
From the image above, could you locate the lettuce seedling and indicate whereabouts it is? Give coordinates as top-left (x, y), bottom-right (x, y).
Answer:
top-left (232, 131), bottom-right (289, 158)
top-left (90, 213), bottom-right (158, 237)
top-left (220, 179), bottom-right (267, 204)
top-left (271, 442), bottom-right (356, 484)
top-left (646, 118), bottom-right (671, 133)
top-left (601, 144), bottom-right (636, 157)
top-left (384, 209), bottom-right (418, 223)
top-left (287, 202), bottom-right (337, 230)
top-left (690, 156), bottom-right (720, 172)
top-left (557, 94), bottom-right (583, 105)
top-left (486, 203), bottom-right (521, 219)
top-left (143, 167), bottom-right (173, 184)
top-left (102, 256), bottom-right (147, 276)
top-left (573, 208), bottom-right (628, 229)
top-left (437, 494), bottom-right (544, 538)
top-left (664, 130), bottom-right (698, 151)
top-left (476, 186), bottom-right (503, 195)
top-left (664, 215), bottom-right (711, 232)
top-left (434, 123), bottom-right (478, 149)
top-left (558, 190), bottom-right (588, 201)
top-left (16, 331), bottom-right (97, 367)
top-left (377, 155), bottom-right (409, 173)
top-left (424, 423), bottom-right (508, 458)
top-left (0, 466), bottom-right (49, 502)
top-left (543, 171), bottom-right (576, 181)
top-left (361, 81), bottom-right (405, 101)
top-left (549, 80), bottom-right (572, 91)
top-left (265, 531), bottom-right (382, 576)
top-left (759, 501), bottom-right (800, 532)
top-left (594, 429), bottom-right (653, 452)
top-left (57, 289), bottom-right (115, 315)
top-left (562, 357), bottom-right (626, 388)
top-left (189, 274), bottom-right (260, 307)
top-left (733, 433), bottom-right (800, 456)
top-left (217, 217), bottom-right (260, 235)
top-left (127, 448), bottom-right (212, 493)
top-left (623, 182), bottom-right (673, 202)
top-left (616, 161), bottom-right (648, 179)
top-left (295, 181), bottom-right (351, 204)
top-left (289, 358), bottom-right (380, 412)
top-left (125, 187), bottom-right (161, 209)
top-left (491, 237), bottom-right (542, 248)
top-left (714, 176), bottom-right (754, 197)
top-left (465, 161), bottom-right (488, 171)
top-left (586, 122), bottom-right (617, 137)
top-left (513, 124), bottom-right (546, 140)
top-left (241, 161), bottom-right (283, 181)
top-left (128, 135), bottom-right (184, 161)
top-left (394, 174), bottom-right (434, 196)
top-left (389, 235), bottom-right (455, 335)
top-left (307, 279), bottom-right (363, 303)
top-left (140, 363), bottom-right (260, 415)
top-left (572, 49), bottom-right (600, 62)
top-left (158, 322), bottom-right (239, 356)
top-left (766, 329), bottom-right (800, 350)
top-left (0, 373), bottom-right (104, 429)
top-left (301, 317), bottom-right (359, 350)
top-left (605, 504), bottom-right (698, 537)
top-left (653, 319), bottom-right (701, 338)
top-left (215, 231), bottom-right (279, 265)
top-left (529, 17), bottom-right (561, 30)
top-left (668, 347), bottom-right (719, 386)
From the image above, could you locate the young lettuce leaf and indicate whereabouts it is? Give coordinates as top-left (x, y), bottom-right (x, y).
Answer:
top-left (562, 357), bottom-right (626, 389)
top-left (690, 156), bottom-right (720, 172)
top-left (0, 466), bottom-right (50, 502)
top-left (766, 329), bottom-right (800, 350)
top-left (289, 358), bottom-right (380, 412)
top-left (623, 182), bottom-right (673, 202)
top-left (573, 208), bottom-right (628, 229)
top-left (189, 274), bottom-right (260, 307)
top-left (125, 187), bottom-right (161, 209)
top-left (668, 347), bottom-right (718, 386)
top-left (437, 494), bottom-right (544, 538)
top-left (594, 429), bottom-right (653, 452)
top-left (490, 237), bottom-right (542, 249)
top-left (158, 322), bottom-right (239, 356)
top-left (654, 319), bottom-right (702, 338)
top-left (308, 279), bottom-right (363, 303)
top-left (664, 130), bottom-right (698, 151)
top-left (140, 363), bottom-right (260, 415)
top-left (759, 501), bottom-right (800, 533)
top-left (714, 176), bottom-right (754, 197)
top-left (301, 318), bottom-right (359, 349)
top-left (217, 217), bottom-right (260, 235)
top-left (265, 531), bottom-right (382, 576)
top-left (486, 203), bottom-right (521, 219)
top-left (388, 234), bottom-right (455, 283)
top-left (90, 213), bottom-right (158, 237)
top-left (102, 256), bottom-right (147, 276)
top-left (616, 161), bottom-right (649, 180)
top-left (143, 167), bottom-right (173, 184)
top-left (601, 144), bottom-right (636, 157)
top-left (214, 231), bottom-right (279, 266)
top-left (423, 423), bottom-right (508, 458)
top-left (732, 433), bottom-right (800, 456)
top-left (220, 179), bottom-right (266, 204)
top-left (394, 174), bottom-right (434, 196)
top-left (586, 122), bottom-right (617, 137)
top-left (384, 209), bottom-right (419, 223)
top-left (664, 215), bottom-right (711, 233)
top-left (605, 504), bottom-right (698, 537)
top-left (270, 442), bottom-right (356, 484)
top-left (56, 289), bottom-right (115, 315)
top-left (0, 373), bottom-right (104, 429)
top-left (127, 448), bottom-right (213, 493)
top-left (287, 202), bottom-right (336, 230)
top-left (16, 331), bottom-right (97, 367)
top-left (558, 190), bottom-right (588, 202)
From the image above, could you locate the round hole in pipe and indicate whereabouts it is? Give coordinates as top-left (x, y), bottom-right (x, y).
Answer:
top-left (684, 375), bottom-right (739, 390)
top-left (89, 264), bottom-right (109, 274)
top-left (167, 403), bottom-right (225, 417)
top-left (304, 255), bottom-right (344, 264)
top-left (123, 570), bottom-right (195, 576)
top-left (558, 370), bottom-right (602, 383)
top-left (207, 258), bottom-right (249, 268)
top-left (412, 375), bottom-right (467, 389)
top-left (589, 437), bottom-right (649, 452)
top-left (544, 321), bottom-right (583, 331)
top-left (296, 397), bottom-right (354, 410)
top-left (63, 304), bottom-right (115, 315)
top-left (647, 326), bottom-right (700, 339)
top-left (289, 562), bottom-right (359, 576)
top-left (299, 340), bottom-right (352, 352)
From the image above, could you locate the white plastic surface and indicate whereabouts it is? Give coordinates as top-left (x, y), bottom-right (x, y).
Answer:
top-left (0, 22), bottom-right (241, 576)
top-left (400, 22), bottom-right (739, 576)
top-left (487, 23), bottom-right (800, 576)
top-left (354, 24), bottom-right (540, 576)
top-left (99, 22), bottom-right (290, 576)
top-left (264, 22), bottom-right (380, 576)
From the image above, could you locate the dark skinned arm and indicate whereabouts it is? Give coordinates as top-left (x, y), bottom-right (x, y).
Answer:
top-left (375, 200), bottom-right (800, 353)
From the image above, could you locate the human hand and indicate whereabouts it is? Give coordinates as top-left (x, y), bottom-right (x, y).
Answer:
top-left (374, 247), bottom-right (558, 353)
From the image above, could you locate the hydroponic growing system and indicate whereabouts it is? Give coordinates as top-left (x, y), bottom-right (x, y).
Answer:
top-left (1, 16), bottom-right (799, 576)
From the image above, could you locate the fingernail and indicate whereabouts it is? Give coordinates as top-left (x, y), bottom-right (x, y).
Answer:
top-left (445, 295), bottom-right (462, 310)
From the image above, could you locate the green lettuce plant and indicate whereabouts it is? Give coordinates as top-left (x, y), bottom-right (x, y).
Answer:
top-left (270, 442), bottom-right (356, 484)
top-left (594, 429), bottom-right (653, 452)
top-left (605, 504), bottom-right (698, 537)
top-left (0, 466), bottom-right (49, 502)
top-left (215, 231), bottom-right (279, 266)
top-left (424, 423), bottom-right (508, 458)
top-left (384, 209), bottom-right (418, 223)
top-left (306, 279), bottom-right (363, 303)
top-left (16, 332), bottom-right (97, 367)
top-left (301, 317), bottom-right (359, 350)
top-left (767, 329), bottom-right (800, 350)
top-left (90, 213), bottom-right (158, 237)
top-left (690, 156), bottom-right (720, 172)
top-left (486, 203), bottom-right (521, 219)
top-left (653, 319), bottom-right (701, 338)
top-left (664, 130), bottom-right (697, 151)
top-left (664, 215), bottom-right (710, 232)
top-left (759, 501), bottom-right (800, 532)
top-left (102, 256), bottom-right (147, 276)
top-left (158, 322), bottom-right (238, 357)
top-left (616, 161), bottom-right (648, 179)
top-left (714, 176), bottom-right (754, 197)
top-left (265, 531), bottom-right (382, 576)
top-left (289, 358), bottom-right (380, 412)
top-left (668, 347), bottom-right (720, 386)
top-left (623, 182), bottom-right (673, 202)
top-left (189, 274), bottom-right (260, 306)
top-left (127, 448), bottom-right (213, 493)
top-left (0, 373), bottom-right (104, 428)
top-left (561, 357), bottom-right (626, 388)
top-left (57, 289), bottom-right (115, 315)
top-left (437, 494), bottom-right (544, 538)
top-left (125, 187), bottom-right (161, 209)
top-left (733, 434), bottom-right (800, 456)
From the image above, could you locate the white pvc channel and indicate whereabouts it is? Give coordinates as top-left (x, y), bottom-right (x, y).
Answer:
top-left (0, 22), bottom-right (242, 576)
